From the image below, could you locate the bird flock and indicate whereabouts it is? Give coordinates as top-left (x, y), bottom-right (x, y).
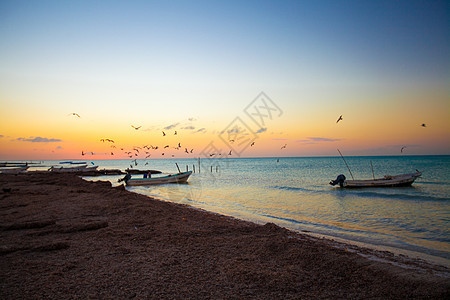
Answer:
top-left (70, 112), bottom-right (427, 160)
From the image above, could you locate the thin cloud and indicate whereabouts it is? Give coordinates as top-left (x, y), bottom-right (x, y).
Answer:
top-left (256, 127), bottom-right (267, 134)
top-left (163, 123), bottom-right (180, 130)
top-left (297, 137), bottom-right (341, 143)
top-left (182, 125), bottom-right (196, 130)
top-left (17, 137), bottom-right (62, 143)
top-left (195, 128), bottom-right (206, 133)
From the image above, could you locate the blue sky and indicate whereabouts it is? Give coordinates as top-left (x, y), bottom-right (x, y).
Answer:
top-left (0, 0), bottom-right (449, 159)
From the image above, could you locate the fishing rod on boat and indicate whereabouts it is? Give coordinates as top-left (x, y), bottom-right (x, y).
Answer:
top-left (337, 149), bottom-right (354, 180)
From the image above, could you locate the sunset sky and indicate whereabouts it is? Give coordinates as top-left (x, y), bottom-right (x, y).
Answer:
top-left (1, 0), bottom-right (449, 160)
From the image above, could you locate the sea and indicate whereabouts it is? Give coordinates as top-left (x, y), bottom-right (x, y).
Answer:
top-left (28, 155), bottom-right (450, 266)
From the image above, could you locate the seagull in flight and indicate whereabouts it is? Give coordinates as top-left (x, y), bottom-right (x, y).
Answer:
top-left (131, 125), bottom-right (141, 130)
top-left (162, 131), bottom-right (166, 136)
top-left (69, 113), bottom-right (81, 118)
top-left (401, 146), bottom-right (406, 153)
top-left (281, 144), bottom-right (287, 149)
top-left (336, 115), bottom-right (343, 123)
top-left (250, 142), bottom-right (255, 147)
top-left (421, 123), bottom-right (426, 127)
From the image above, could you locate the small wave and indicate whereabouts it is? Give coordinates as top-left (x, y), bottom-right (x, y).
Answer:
top-left (270, 185), bottom-right (316, 193)
top-left (418, 181), bottom-right (450, 186)
top-left (270, 185), bottom-right (449, 202)
top-left (346, 190), bottom-right (450, 202)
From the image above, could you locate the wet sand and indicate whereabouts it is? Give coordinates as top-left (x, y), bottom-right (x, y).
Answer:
top-left (1, 172), bottom-right (449, 299)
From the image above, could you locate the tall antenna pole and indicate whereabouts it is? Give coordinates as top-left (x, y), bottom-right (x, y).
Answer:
top-left (337, 149), bottom-right (354, 180)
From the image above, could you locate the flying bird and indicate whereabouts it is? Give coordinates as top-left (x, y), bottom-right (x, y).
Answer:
top-left (162, 131), bottom-right (166, 136)
top-left (281, 144), bottom-right (287, 149)
top-left (250, 142), bottom-right (255, 147)
top-left (174, 131), bottom-right (177, 135)
top-left (69, 113), bottom-right (80, 118)
top-left (401, 146), bottom-right (406, 153)
top-left (336, 115), bottom-right (343, 123)
top-left (131, 125), bottom-right (141, 130)
top-left (228, 150), bottom-right (232, 155)
top-left (421, 123), bottom-right (426, 127)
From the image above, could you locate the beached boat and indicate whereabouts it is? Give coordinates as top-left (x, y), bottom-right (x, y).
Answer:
top-left (0, 166), bottom-right (29, 174)
top-left (330, 171), bottom-right (421, 188)
top-left (122, 171), bottom-right (192, 186)
top-left (48, 165), bottom-right (98, 172)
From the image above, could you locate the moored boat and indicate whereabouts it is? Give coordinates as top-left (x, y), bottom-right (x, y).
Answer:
top-left (48, 165), bottom-right (98, 172)
top-left (330, 171), bottom-right (421, 188)
top-left (121, 171), bottom-right (192, 186)
top-left (0, 166), bottom-right (29, 174)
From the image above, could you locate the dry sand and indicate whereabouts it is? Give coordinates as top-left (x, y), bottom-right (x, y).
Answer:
top-left (0, 172), bottom-right (449, 299)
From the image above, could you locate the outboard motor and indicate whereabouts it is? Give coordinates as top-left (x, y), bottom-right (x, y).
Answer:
top-left (330, 174), bottom-right (346, 187)
top-left (118, 173), bottom-right (132, 183)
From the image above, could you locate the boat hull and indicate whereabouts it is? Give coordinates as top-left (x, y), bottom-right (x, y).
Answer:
top-left (0, 166), bottom-right (29, 174)
top-left (342, 172), bottom-right (421, 188)
top-left (126, 171), bottom-right (192, 186)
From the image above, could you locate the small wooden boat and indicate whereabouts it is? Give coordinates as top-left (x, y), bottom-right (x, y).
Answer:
top-left (0, 166), bottom-right (29, 174)
top-left (123, 171), bottom-right (192, 186)
top-left (330, 171), bottom-right (422, 188)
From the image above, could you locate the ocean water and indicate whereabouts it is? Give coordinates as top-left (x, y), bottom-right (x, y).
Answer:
top-left (32, 156), bottom-right (450, 265)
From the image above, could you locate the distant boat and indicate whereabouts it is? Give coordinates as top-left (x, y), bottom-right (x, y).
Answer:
top-left (330, 171), bottom-right (421, 188)
top-left (48, 165), bottom-right (98, 172)
top-left (0, 166), bottom-right (29, 174)
top-left (122, 171), bottom-right (192, 186)
top-left (59, 161), bottom-right (87, 165)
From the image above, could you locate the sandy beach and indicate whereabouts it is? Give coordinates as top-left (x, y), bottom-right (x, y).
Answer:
top-left (0, 172), bottom-right (449, 299)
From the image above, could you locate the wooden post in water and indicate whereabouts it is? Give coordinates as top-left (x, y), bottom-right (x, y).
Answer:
top-left (175, 163), bottom-right (181, 173)
top-left (193, 164), bottom-right (195, 173)
top-left (337, 149), bottom-right (354, 180)
top-left (198, 158), bottom-right (201, 173)
top-left (210, 166), bottom-right (213, 172)
top-left (216, 166), bottom-right (218, 172)
top-left (186, 165), bottom-right (188, 172)
top-left (370, 160), bottom-right (375, 180)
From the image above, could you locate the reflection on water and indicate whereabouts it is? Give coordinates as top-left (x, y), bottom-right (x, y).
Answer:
top-left (80, 156), bottom-right (450, 263)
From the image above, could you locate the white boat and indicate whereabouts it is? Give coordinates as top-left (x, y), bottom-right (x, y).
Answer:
top-left (48, 165), bottom-right (98, 172)
top-left (330, 171), bottom-right (421, 188)
top-left (122, 171), bottom-right (193, 186)
top-left (0, 166), bottom-right (29, 174)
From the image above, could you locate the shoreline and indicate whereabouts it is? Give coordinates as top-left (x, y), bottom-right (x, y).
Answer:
top-left (1, 172), bottom-right (449, 298)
